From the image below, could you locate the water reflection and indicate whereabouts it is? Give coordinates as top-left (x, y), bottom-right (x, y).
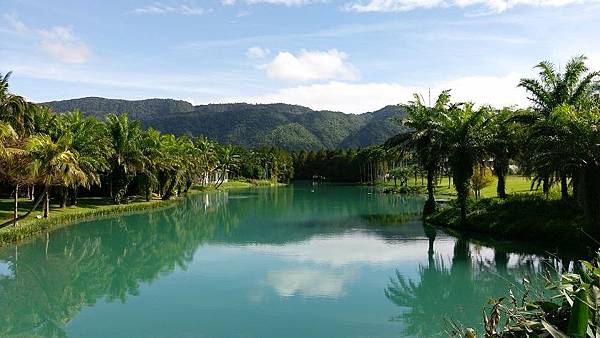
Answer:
top-left (0, 184), bottom-right (581, 337)
top-left (385, 234), bottom-right (572, 337)
top-left (267, 268), bottom-right (358, 298)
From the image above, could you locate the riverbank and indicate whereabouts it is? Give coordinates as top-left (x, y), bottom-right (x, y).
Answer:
top-left (426, 194), bottom-right (585, 244)
top-left (376, 174), bottom-right (587, 244)
top-left (0, 179), bottom-right (280, 247)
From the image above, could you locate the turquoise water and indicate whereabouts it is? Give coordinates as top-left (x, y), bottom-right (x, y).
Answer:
top-left (0, 184), bottom-right (572, 337)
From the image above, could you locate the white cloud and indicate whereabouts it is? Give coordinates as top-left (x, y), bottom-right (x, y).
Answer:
top-left (131, 2), bottom-right (205, 15)
top-left (38, 27), bottom-right (92, 64)
top-left (265, 49), bottom-right (358, 82)
top-left (345, 0), bottom-right (600, 13)
top-left (227, 72), bottom-right (527, 113)
top-left (246, 46), bottom-right (270, 59)
top-left (4, 13), bottom-right (28, 34)
top-left (2, 14), bottom-right (91, 64)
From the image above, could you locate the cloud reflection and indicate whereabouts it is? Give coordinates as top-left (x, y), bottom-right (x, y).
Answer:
top-left (267, 268), bottom-right (357, 298)
top-left (247, 231), bottom-right (456, 267)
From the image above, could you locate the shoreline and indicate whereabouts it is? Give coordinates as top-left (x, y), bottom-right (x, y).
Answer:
top-left (425, 194), bottom-right (586, 245)
top-left (0, 180), bottom-right (282, 248)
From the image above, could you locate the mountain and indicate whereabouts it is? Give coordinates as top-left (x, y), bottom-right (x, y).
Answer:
top-left (43, 97), bottom-right (409, 150)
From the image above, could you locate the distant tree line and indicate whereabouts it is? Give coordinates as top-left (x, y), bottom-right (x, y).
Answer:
top-left (292, 147), bottom-right (411, 183)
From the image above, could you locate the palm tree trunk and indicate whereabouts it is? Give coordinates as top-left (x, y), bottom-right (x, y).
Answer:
top-left (542, 176), bottom-right (550, 195)
top-left (13, 184), bottom-right (19, 226)
top-left (215, 170), bottom-right (227, 189)
top-left (59, 186), bottom-right (67, 208)
top-left (70, 186), bottom-right (78, 206)
top-left (161, 174), bottom-right (178, 200)
top-left (44, 191), bottom-right (50, 218)
top-left (0, 185), bottom-right (50, 228)
top-left (497, 170), bottom-right (506, 199)
top-left (423, 166), bottom-right (437, 215)
top-left (145, 179), bottom-right (152, 201)
top-left (560, 173), bottom-right (569, 201)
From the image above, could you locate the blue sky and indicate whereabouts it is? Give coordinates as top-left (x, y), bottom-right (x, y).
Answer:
top-left (1, 0), bottom-right (600, 113)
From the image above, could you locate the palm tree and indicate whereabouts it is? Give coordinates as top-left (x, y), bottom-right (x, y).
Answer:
top-left (58, 111), bottom-right (111, 206)
top-left (215, 145), bottom-right (240, 189)
top-left (529, 103), bottom-right (600, 237)
top-left (27, 134), bottom-right (88, 218)
top-left (0, 134), bottom-right (88, 227)
top-left (157, 134), bottom-right (186, 200)
top-left (106, 114), bottom-right (144, 204)
top-left (0, 72), bottom-right (33, 137)
top-left (438, 102), bottom-right (491, 224)
top-left (486, 108), bottom-right (521, 198)
top-left (0, 122), bottom-right (17, 158)
top-left (139, 128), bottom-right (162, 201)
top-left (0, 122), bottom-right (24, 226)
top-left (196, 137), bottom-right (217, 186)
top-left (0, 135), bottom-right (31, 227)
top-left (388, 91), bottom-right (452, 214)
top-left (178, 136), bottom-right (200, 193)
top-left (518, 55), bottom-right (600, 198)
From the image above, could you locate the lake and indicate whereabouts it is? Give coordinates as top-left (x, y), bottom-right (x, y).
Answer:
top-left (0, 184), bottom-right (575, 337)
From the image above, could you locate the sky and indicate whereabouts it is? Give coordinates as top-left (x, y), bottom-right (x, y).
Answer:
top-left (1, 0), bottom-right (600, 113)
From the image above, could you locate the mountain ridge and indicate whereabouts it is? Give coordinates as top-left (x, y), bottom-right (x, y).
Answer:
top-left (43, 97), bottom-right (409, 150)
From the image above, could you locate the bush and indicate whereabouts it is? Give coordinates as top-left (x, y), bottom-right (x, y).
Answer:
top-left (427, 194), bottom-right (583, 243)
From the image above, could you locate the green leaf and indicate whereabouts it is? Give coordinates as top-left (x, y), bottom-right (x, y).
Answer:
top-left (542, 320), bottom-right (569, 338)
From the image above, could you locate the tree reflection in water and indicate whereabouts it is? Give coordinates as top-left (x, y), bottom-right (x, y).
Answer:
top-left (0, 185), bottom-right (567, 337)
top-left (0, 192), bottom-right (233, 337)
top-left (0, 185), bottom-right (415, 337)
top-left (385, 231), bottom-right (570, 337)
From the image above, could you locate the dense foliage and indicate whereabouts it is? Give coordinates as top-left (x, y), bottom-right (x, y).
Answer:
top-left (384, 56), bottom-right (600, 238)
top-left (292, 146), bottom-right (409, 182)
top-left (44, 98), bottom-right (410, 150)
top-left (452, 252), bottom-right (600, 338)
top-left (0, 72), bottom-right (293, 227)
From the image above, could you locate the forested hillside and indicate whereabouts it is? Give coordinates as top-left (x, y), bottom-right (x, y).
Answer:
top-left (44, 97), bottom-right (408, 150)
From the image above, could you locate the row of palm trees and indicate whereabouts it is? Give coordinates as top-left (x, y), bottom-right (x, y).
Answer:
top-left (390, 55), bottom-right (600, 237)
top-left (0, 72), bottom-right (289, 228)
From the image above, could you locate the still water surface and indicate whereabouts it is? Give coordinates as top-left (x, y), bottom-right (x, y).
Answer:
top-left (0, 184), bottom-right (575, 337)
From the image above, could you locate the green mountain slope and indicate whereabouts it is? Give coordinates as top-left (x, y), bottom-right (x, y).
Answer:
top-left (43, 98), bottom-right (408, 150)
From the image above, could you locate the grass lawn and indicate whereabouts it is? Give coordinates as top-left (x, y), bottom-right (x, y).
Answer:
top-left (0, 179), bottom-right (276, 246)
top-left (378, 175), bottom-right (557, 199)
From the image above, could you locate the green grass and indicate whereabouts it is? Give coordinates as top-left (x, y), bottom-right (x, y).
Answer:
top-left (378, 175), bottom-right (556, 199)
top-left (378, 175), bottom-right (581, 243)
top-left (217, 179), bottom-right (284, 189)
top-left (0, 179), bottom-right (275, 247)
